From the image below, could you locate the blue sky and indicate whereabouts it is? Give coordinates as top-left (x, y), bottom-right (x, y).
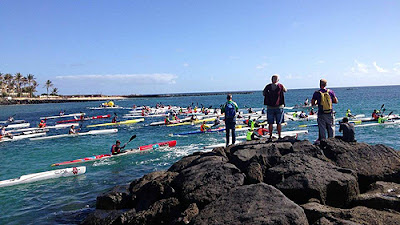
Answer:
top-left (1, 1), bottom-right (400, 95)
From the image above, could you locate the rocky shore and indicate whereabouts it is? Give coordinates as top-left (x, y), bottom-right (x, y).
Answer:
top-left (82, 138), bottom-right (400, 225)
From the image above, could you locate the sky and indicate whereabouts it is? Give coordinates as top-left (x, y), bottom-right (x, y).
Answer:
top-left (1, 0), bottom-right (400, 95)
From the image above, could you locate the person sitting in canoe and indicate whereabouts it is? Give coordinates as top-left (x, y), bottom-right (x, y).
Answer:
top-left (200, 121), bottom-right (211, 132)
top-left (304, 98), bottom-right (309, 106)
top-left (7, 116), bottom-right (14, 123)
top-left (111, 140), bottom-right (127, 155)
top-left (246, 128), bottom-right (261, 141)
top-left (256, 125), bottom-right (269, 136)
top-left (0, 126), bottom-right (13, 139)
top-left (248, 108), bottom-right (254, 113)
top-left (59, 110), bottom-right (65, 116)
top-left (299, 111), bottom-right (308, 118)
top-left (38, 120), bottom-right (46, 128)
top-left (372, 110), bottom-right (379, 120)
top-left (346, 109), bottom-right (354, 118)
top-left (212, 116), bottom-right (221, 127)
top-left (69, 125), bottom-right (78, 134)
top-left (112, 115), bottom-right (118, 123)
top-left (309, 108), bottom-right (315, 115)
top-left (164, 116), bottom-right (171, 125)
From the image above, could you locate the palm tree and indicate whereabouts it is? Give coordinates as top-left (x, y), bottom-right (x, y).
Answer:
top-left (4, 73), bottom-right (13, 94)
top-left (25, 74), bottom-right (37, 97)
top-left (14, 72), bottom-right (23, 96)
top-left (44, 80), bottom-right (53, 98)
top-left (51, 87), bottom-right (59, 96)
top-left (0, 73), bottom-right (4, 94)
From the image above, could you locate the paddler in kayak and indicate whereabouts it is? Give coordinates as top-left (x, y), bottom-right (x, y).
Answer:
top-left (59, 110), bottom-right (65, 116)
top-left (372, 110), bottom-right (380, 120)
top-left (212, 116), bottom-right (221, 127)
top-left (38, 120), bottom-right (46, 128)
top-left (69, 125), bottom-right (78, 134)
top-left (0, 126), bottom-right (13, 139)
top-left (256, 125), bottom-right (269, 136)
top-left (112, 115), bottom-right (118, 123)
top-left (309, 108), bottom-right (315, 115)
top-left (164, 116), bottom-right (171, 125)
top-left (200, 121), bottom-right (211, 132)
top-left (299, 111), bottom-right (308, 119)
top-left (304, 98), bottom-right (309, 106)
top-left (111, 140), bottom-right (127, 155)
top-left (7, 116), bottom-right (14, 123)
top-left (246, 128), bottom-right (261, 141)
top-left (346, 109), bottom-right (354, 118)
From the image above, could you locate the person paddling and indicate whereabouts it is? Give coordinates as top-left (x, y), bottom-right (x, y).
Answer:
top-left (0, 126), bottom-right (13, 139)
top-left (111, 140), bottom-right (126, 155)
top-left (200, 121), bottom-right (211, 132)
top-left (69, 125), bottom-right (78, 134)
top-left (38, 120), bottom-right (46, 128)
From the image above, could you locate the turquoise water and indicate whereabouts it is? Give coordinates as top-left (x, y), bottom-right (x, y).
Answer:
top-left (0, 86), bottom-right (399, 224)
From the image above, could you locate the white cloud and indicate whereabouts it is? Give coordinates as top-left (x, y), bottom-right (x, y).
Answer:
top-left (393, 63), bottom-right (400, 73)
top-left (317, 60), bottom-right (325, 64)
top-left (183, 63), bottom-right (189, 67)
top-left (351, 60), bottom-right (369, 73)
top-left (55, 73), bottom-right (178, 85)
top-left (256, 63), bottom-right (268, 70)
top-left (284, 74), bottom-right (303, 80)
top-left (373, 62), bottom-right (388, 73)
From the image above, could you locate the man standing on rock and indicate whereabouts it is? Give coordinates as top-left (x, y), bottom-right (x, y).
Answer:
top-left (311, 79), bottom-right (338, 143)
top-left (263, 74), bottom-right (287, 139)
top-left (221, 94), bottom-right (239, 146)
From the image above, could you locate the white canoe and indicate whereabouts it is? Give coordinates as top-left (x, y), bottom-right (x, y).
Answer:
top-left (40, 113), bottom-right (86, 120)
top-left (0, 119), bottom-right (25, 124)
top-left (4, 123), bottom-right (30, 129)
top-left (9, 123), bottom-right (79, 133)
top-left (0, 132), bottom-right (46, 143)
top-left (0, 166), bottom-right (86, 187)
top-left (203, 130), bottom-right (308, 149)
top-left (355, 120), bottom-right (400, 127)
top-left (30, 129), bottom-right (118, 141)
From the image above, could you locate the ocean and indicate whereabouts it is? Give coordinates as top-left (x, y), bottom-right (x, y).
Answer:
top-left (0, 85), bottom-right (399, 224)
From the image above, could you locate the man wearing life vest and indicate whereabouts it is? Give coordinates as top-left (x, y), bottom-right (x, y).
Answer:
top-left (246, 128), bottom-right (261, 141)
top-left (38, 120), bottom-right (46, 128)
top-left (200, 121), bottom-right (211, 132)
top-left (311, 79), bottom-right (338, 143)
top-left (111, 140), bottom-right (127, 155)
top-left (164, 116), bottom-right (171, 125)
top-left (263, 74), bottom-right (287, 139)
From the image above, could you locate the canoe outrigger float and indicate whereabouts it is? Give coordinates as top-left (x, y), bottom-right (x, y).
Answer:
top-left (56, 114), bottom-right (111, 123)
top-left (50, 140), bottom-right (177, 167)
top-left (86, 118), bottom-right (144, 128)
top-left (0, 166), bottom-right (86, 188)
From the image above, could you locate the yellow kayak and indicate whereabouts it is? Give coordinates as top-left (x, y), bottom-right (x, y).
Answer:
top-left (166, 117), bottom-right (216, 127)
top-left (87, 118), bottom-right (144, 128)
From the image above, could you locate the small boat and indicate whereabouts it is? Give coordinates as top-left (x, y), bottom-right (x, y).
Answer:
top-left (56, 115), bottom-right (111, 123)
top-left (86, 118), bottom-right (144, 128)
top-left (51, 140), bottom-right (177, 166)
top-left (40, 113), bottom-right (86, 120)
top-left (0, 132), bottom-right (46, 143)
top-left (0, 166), bottom-right (86, 187)
top-left (30, 129), bottom-right (118, 141)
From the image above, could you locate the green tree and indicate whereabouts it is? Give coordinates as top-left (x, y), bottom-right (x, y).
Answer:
top-left (14, 72), bottom-right (23, 96)
top-left (44, 80), bottom-right (53, 98)
top-left (4, 73), bottom-right (13, 94)
top-left (51, 87), bottom-right (59, 96)
top-left (26, 74), bottom-right (37, 97)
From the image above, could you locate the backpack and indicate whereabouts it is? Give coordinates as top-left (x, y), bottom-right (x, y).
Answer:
top-left (225, 102), bottom-right (236, 118)
top-left (319, 89), bottom-right (332, 114)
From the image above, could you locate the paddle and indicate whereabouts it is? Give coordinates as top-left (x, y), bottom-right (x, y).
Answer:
top-left (121, 135), bottom-right (137, 150)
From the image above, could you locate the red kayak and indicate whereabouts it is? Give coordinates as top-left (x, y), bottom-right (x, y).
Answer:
top-left (57, 114), bottom-right (111, 123)
top-left (51, 140), bottom-right (177, 166)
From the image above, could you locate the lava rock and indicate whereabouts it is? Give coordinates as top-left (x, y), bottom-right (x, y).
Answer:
top-left (172, 160), bottom-right (245, 208)
top-left (96, 185), bottom-right (132, 210)
top-left (192, 183), bottom-right (309, 225)
top-left (265, 153), bottom-right (359, 207)
top-left (320, 138), bottom-right (400, 192)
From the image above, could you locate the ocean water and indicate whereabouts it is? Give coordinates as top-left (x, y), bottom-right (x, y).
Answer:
top-left (0, 85), bottom-right (399, 224)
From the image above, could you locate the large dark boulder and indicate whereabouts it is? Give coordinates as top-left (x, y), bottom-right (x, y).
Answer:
top-left (352, 181), bottom-right (400, 212)
top-left (96, 185), bottom-right (132, 210)
top-left (129, 171), bottom-right (178, 212)
top-left (320, 138), bottom-right (400, 192)
top-left (168, 152), bottom-right (227, 173)
top-left (172, 160), bottom-right (245, 208)
top-left (265, 153), bottom-right (359, 207)
top-left (302, 202), bottom-right (400, 225)
top-left (192, 183), bottom-right (309, 225)
top-left (81, 210), bottom-right (125, 225)
top-left (292, 140), bottom-right (327, 160)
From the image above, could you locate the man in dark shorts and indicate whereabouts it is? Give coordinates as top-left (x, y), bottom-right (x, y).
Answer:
top-left (263, 74), bottom-right (287, 139)
top-left (221, 94), bottom-right (239, 146)
top-left (311, 79), bottom-right (338, 142)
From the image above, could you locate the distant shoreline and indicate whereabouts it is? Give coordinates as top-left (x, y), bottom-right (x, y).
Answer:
top-left (0, 91), bottom-right (254, 105)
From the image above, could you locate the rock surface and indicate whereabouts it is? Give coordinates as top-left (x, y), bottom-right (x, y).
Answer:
top-left (83, 138), bottom-right (400, 225)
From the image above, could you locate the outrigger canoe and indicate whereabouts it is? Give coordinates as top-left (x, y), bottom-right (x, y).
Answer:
top-left (40, 113), bottom-right (86, 120)
top-left (86, 118), bottom-right (144, 128)
top-left (172, 127), bottom-right (226, 136)
top-left (0, 132), bottom-right (47, 143)
top-left (0, 166), bottom-right (86, 187)
top-left (56, 115), bottom-right (111, 123)
top-left (166, 117), bottom-right (217, 127)
top-left (30, 129), bottom-right (118, 141)
top-left (51, 140), bottom-right (177, 167)
top-left (9, 123), bottom-right (80, 133)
